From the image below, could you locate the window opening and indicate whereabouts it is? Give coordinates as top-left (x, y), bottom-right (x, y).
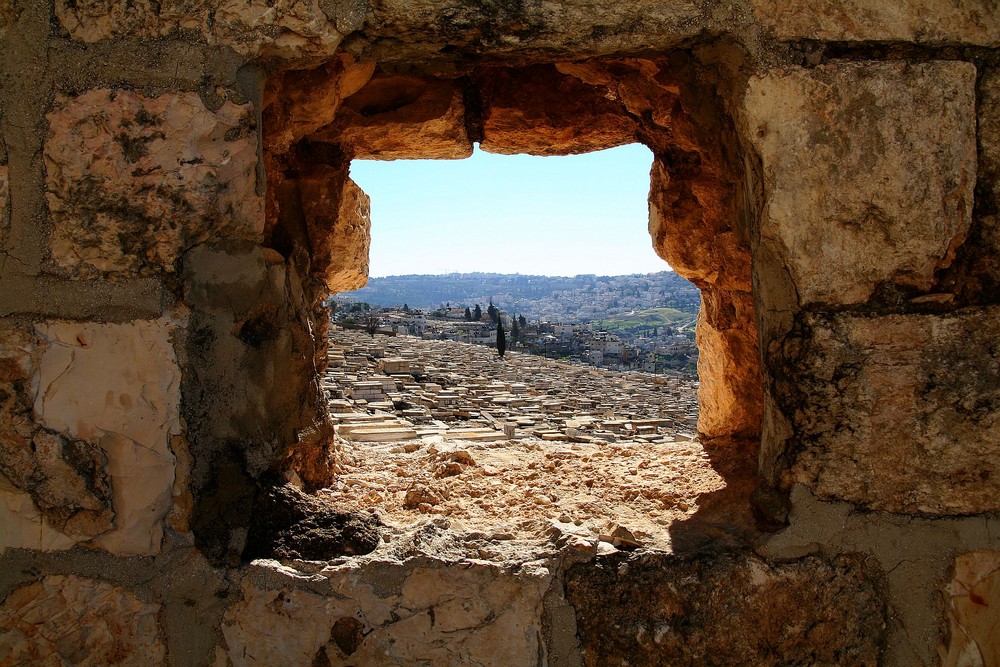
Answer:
top-left (319, 146), bottom-right (716, 555)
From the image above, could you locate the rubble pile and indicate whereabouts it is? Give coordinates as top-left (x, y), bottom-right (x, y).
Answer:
top-left (320, 327), bottom-right (731, 553)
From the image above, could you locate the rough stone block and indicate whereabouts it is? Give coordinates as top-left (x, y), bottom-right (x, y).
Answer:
top-left (315, 74), bottom-right (472, 160)
top-left (45, 89), bottom-right (262, 278)
top-left (942, 551), bottom-right (1000, 667)
top-left (298, 170), bottom-right (371, 292)
top-left (264, 55), bottom-right (375, 155)
top-left (479, 65), bottom-right (636, 156)
top-left (0, 321), bottom-right (114, 543)
top-left (31, 313), bottom-right (184, 554)
top-left (369, 0), bottom-right (702, 55)
top-left (223, 560), bottom-right (550, 665)
top-left (54, 0), bottom-right (361, 60)
top-left (0, 575), bottom-right (165, 665)
top-left (776, 307), bottom-right (1000, 515)
top-left (325, 177), bottom-right (370, 291)
top-left (752, 0), bottom-right (999, 45)
top-left (746, 61), bottom-right (976, 307)
top-left (566, 552), bottom-right (887, 666)
top-left (695, 290), bottom-right (762, 439)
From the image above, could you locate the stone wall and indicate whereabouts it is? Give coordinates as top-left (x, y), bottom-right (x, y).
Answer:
top-left (0, 1), bottom-right (998, 665)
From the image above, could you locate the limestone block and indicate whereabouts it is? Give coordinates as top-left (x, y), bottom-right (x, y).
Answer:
top-left (776, 307), bottom-right (1000, 515)
top-left (370, 0), bottom-right (702, 55)
top-left (942, 551), bottom-right (1000, 667)
top-left (32, 313), bottom-right (184, 554)
top-left (264, 55), bottom-right (375, 155)
top-left (0, 575), bottom-right (165, 665)
top-left (298, 170), bottom-right (371, 292)
top-left (479, 65), bottom-right (636, 156)
top-left (752, 0), bottom-right (999, 46)
top-left (223, 560), bottom-right (549, 665)
top-left (316, 74), bottom-right (472, 159)
top-left (696, 290), bottom-right (762, 439)
top-left (45, 89), bottom-right (262, 278)
top-left (0, 321), bottom-right (113, 543)
top-left (54, 0), bottom-right (362, 60)
top-left (648, 159), bottom-right (753, 293)
top-left (745, 61), bottom-right (976, 307)
top-left (566, 552), bottom-right (887, 666)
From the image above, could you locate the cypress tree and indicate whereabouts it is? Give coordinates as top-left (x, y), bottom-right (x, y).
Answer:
top-left (497, 319), bottom-right (507, 359)
top-left (511, 314), bottom-right (520, 344)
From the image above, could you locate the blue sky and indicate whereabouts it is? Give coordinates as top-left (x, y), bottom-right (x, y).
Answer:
top-left (348, 143), bottom-right (672, 277)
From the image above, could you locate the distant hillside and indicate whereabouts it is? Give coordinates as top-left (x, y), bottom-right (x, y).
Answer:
top-left (594, 307), bottom-right (695, 333)
top-left (335, 272), bottom-right (700, 324)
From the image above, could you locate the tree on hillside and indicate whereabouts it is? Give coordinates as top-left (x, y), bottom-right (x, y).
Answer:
top-left (464, 306), bottom-right (472, 321)
top-left (487, 302), bottom-right (499, 324)
top-left (403, 303), bottom-right (410, 312)
top-left (473, 304), bottom-right (482, 321)
top-left (511, 314), bottom-right (520, 344)
top-left (518, 314), bottom-right (527, 328)
top-left (497, 319), bottom-right (507, 359)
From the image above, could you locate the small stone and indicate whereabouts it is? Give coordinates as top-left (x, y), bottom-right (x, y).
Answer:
top-left (403, 485), bottom-right (440, 509)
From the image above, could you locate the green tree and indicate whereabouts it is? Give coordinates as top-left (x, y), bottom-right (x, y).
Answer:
top-left (518, 314), bottom-right (526, 328)
top-left (511, 314), bottom-right (520, 344)
top-left (464, 306), bottom-right (472, 321)
top-left (473, 304), bottom-right (482, 321)
top-left (496, 319), bottom-right (507, 359)
top-left (487, 302), bottom-right (499, 324)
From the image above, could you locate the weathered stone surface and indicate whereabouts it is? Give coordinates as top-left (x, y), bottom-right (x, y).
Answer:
top-left (317, 73), bottom-right (472, 159)
top-left (0, 473), bottom-right (77, 553)
top-left (774, 307), bottom-right (1000, 515)
top-left (646, 102), bottom-right (760, 439)
top-left (32, 314), bottom-right (184, 554)
top-left (223, 559), bottom-right (550, 666)
top-left (0, 575), bottom-right (165, 665)
top-left (752, 0), bottom-right (1000, 45)
top-left (479, 65), bottom-right (635, 156)
top-left (0, 321), bottom-right (113, 543)
top-left (0, 164), bottom-right (8, 250)
top-left (982, 68), bottom-right (1000, 210)
top-left (264, 55), bottom-right (376, 156)
top-left (566, 552), bottom-right (887, 667)
top-left (45, 89), bottom-right (262, 278)
top-left (369, 0), bottom-right (702, 57)
top-left (243, 478), bottom-right (380, 561)
top-left (696, 289), bottom-right (762, 439)
top-left (298, 170), bottom-right (371, 292)
top-left (745, 61), bottom-right (976, 307)
top-left (940, 68), bottom-right (1000, 302)
top-left (182, 245), bottom-right (334, 565)
top-left (55, 0), bottom-right (364, 60)
top-left (942, 551), bottom-right (1000, 667)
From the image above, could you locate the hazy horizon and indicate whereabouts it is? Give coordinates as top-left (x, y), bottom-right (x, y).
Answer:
top-left (349, 144), bottom-right (670, 278)
top-left (362, 269), bottom-right (676, 279)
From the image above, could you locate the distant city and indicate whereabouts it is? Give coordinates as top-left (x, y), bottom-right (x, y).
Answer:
top-left (331, 272), bottom-right (701, 377)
